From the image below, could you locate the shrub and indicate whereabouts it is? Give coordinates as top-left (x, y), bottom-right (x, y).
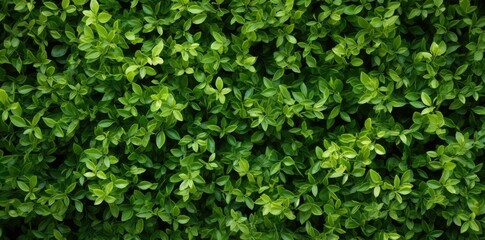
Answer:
top-left (1, 0), bottom-right (485, 239)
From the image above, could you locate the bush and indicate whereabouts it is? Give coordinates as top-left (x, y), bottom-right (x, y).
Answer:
top-left (1, 0), bottom-right (485, 239)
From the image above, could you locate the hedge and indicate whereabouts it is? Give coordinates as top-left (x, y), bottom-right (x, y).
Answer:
top-left (1, 0), bottom-right (485, 239)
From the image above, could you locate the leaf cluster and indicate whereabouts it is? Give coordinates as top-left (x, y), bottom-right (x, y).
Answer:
top-left (1, 0), bottom-right (485, 239)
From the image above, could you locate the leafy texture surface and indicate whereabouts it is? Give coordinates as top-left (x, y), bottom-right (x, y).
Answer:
top-left (1, 0), bottom-right (485, 239)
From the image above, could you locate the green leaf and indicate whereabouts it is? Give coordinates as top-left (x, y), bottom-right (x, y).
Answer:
top-left (282, 156), bottom-right (295, 166)
top-left (328, 105), bottom-right (340, 119)
top-left (44, 1), bottom-right (59, 10)
top-left (472, 106), bottom-right (485, 115)
top-left (97, 171), bottom-right (107, 179)
top-left (345, 218), bottom-right (360, 229)
top-left (421, 92), bottom-right (433, 106)
top-left (373, 186), bottom-right (381, 197)
top-left (62, 0), bottom-right (70, 9)
top-left (261, 88), bottom-right (277, 97)
top-left (152, 39), bottom-right (164, 56)
top-left (132, 83), bottom-right (143, 95)
top-left (85, 51), bottom-right (101, 59)
top-left (11, 57), bottom-right (22, 73)
top-left (74, 200), bottom-right (83, 212)
top-left (216, 176), bottom-right (229, 186)
top-left (156, 131), bottom-right (166, 148)
top-left (426, 180), bottom-right (441, 189)
top-left (430, 42), bottom-right (440, 54)
top-left (305, 55), bottom-right (317, 68)
top-left (0, 88), bottom-right (8, 105)
top-left (456, 64), bottom-right (468, 75)
top-left (192, 13), bottom-right (207, 24)
top-left (122, 209), bottom-right (134, 221)
top-left (239, 159), bottom-right (249, 173)
top-left (98, 119), bottom-right (114, 128)
top-left (166, 129), bottom-right (180, 140)
top-left (350, 57), bottom-right (363, 67)
top-left (29, 176), bottom-right (37, 188)
top-left (469, 220), bottom-right (480, 232)
top-left (97, 12), bottom-right (111, 23)
top-left (114, 179), bottom-right (129, 189)
top-left (187, 5), bottom-right (204, 14)
top-left (216, 77), bottom-right (224, 91)
top-left (315, 146), bottom-right (324, 158)
top-left (17, 181), bottom-right (30, 192)
top-left (173, 110), bottom-right (183, 121)
top-left (177, 215), bottom-right (190, 224)
top-left (374, 144), bottom-right (386, 155)
top-left (85, 160), bottom-right (96, 171)
top-left (10, 115), bottom-right (27, 127)
top-left (278, 85), bottom-right (292, 99)
top-left (85, 148), bottom-right (103, 159)
top-left (369, 170), bottom-right (382, 183)
top-left (138, 181), bottom-right (153, 190)
top-left (90, 0), bottom-right (99, 13)
top-left (360, 72), bottom-right (378, 91)
top-left (344, 5), bottom-right (363, 15)
top-left (51, 45), bottom-right (68, 57)
top-left (245, 22), bottom-right (264, 32)
top-left (53, 229), bottom-right (62, 240)
top-left (286, 35), bottom-right (297, 44)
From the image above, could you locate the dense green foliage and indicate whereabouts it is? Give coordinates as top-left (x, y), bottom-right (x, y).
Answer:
top-left (1, 0), bottom-right (485, 239)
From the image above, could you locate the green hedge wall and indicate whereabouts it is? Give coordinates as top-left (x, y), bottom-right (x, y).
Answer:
top-left (1, 0), bottom-right (485, 239)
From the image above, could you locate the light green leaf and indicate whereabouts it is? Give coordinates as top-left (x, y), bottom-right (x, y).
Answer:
top-left (85, 148), bottom-right (103, 159)
top-left (192, 13), bottom-right (207, 24)
top-left (173, 110), bottom-right (183, 121)
top-left (85, 51), bottom-right (101, 59)
top-left (44, 1), bottom-right (59, 10)
top-left (374, 143), bottom-right (386, 155)
top-left (369, 169), bottom-right (382, 183)
top-left (97, 12), bottom-right (112, 23)
top-left (156, 131), bottom-right (166, 148)
top-left (360, 72), bottom-right (378, 91)
top-left (10, 115), bottom-right (27, 127)
top-left (421, 92), bottom-right (433, 106)
top-left (62, 0), bottom-right (70, 9)
top-left (85, 160), bottom-right (96, 171)
top-left (114, 179), bottom-right (129, 189)
top-left (187, 5), bottom-right (204, 14)
top-left (90, 0), bottom-right (99, 13)
top-left (216, 77), bottom-right (224, 91)
top-left (138, 181), bottom-right (152, 190)
top-left (286, 35), bottom-right (297, 44)
top-left (152, 39), bottom-right (164, 56)
top-left (0, 88), bottom-right (8, 105)
top-left (177, 215), bottom-right (190, 224)
top-left (132, 83), bottom-right (143, 95)
top-left (305, 55), bottom-right (317, 68)
top-left (350, 57), bottom-right (363, 66)
top-left (17, 181), bottom-right (30, 192)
